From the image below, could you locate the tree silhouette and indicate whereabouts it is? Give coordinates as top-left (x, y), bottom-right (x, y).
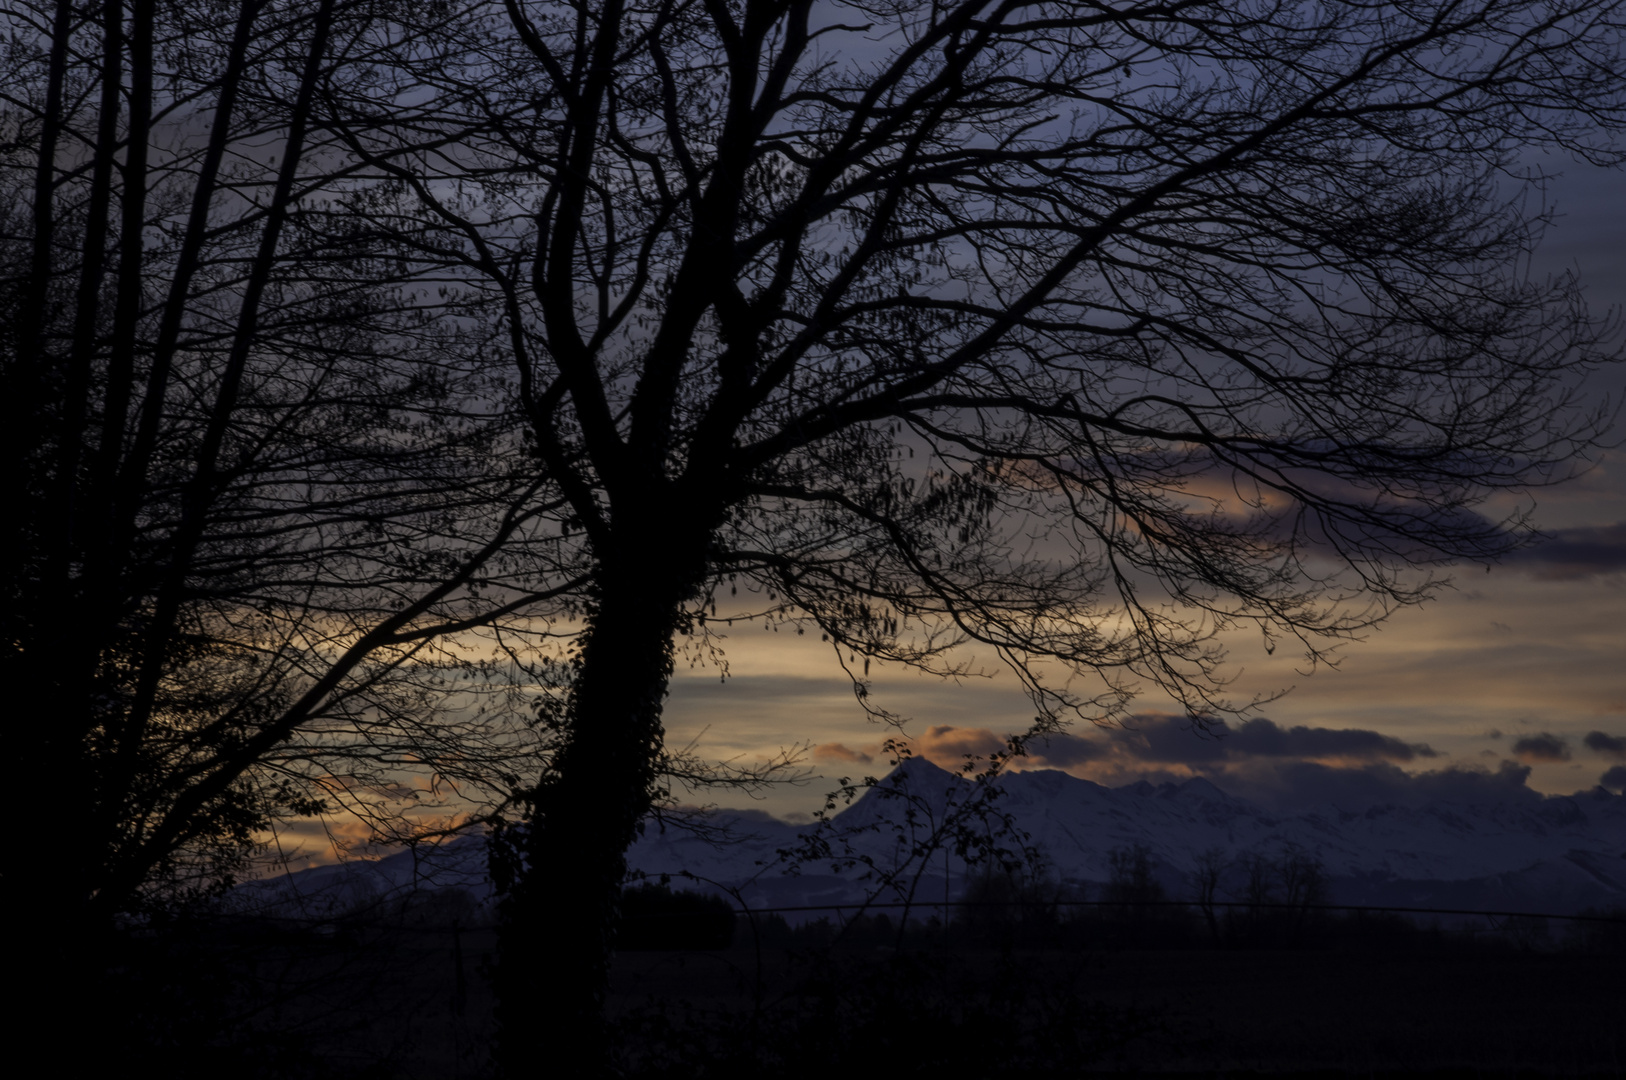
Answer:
top-left (7, 0), bottom-right (1624, 1071)
top-left (1, 4), bottom-right (580, 1054)
top-left (325, 1), bottom-right (1622, 1068)
top-left (1193, 846), bottom-right (1228, 942)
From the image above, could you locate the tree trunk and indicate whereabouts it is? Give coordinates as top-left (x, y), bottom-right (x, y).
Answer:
top-left (494, 539), bottom-right (702, 1077)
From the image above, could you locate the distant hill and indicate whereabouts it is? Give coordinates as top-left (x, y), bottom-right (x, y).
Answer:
top-left (231, 756), bottom-right (1626, 922)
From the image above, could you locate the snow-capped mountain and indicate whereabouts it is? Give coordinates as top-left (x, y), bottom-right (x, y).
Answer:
top-left (626, 757), bottom-right (1626, 916)
top-left (232, 756), bottom-right (1626, 920)
top-left (230, 831), bottom-right (493, 921)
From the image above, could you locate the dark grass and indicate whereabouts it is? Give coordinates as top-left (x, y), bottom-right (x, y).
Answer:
top-left (605, 939), bottom-right (1624, 1078)
top-left (100, 905), bottom-right (1625, 1079)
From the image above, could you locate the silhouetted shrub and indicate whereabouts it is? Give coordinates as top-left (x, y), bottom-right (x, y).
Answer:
top-left (952, 865), bottom-right (1069, 947)
top-left (1562, 907), bottom-right (1626, 956)
top-left (618, 884), bottom-right (736, 950)
top-left (608, 947), bottom-right (1164, 1078)
top-left (1104, 844), bottom-right (1166, 909)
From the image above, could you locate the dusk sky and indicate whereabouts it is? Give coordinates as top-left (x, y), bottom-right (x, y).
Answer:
top-left (662, 158), bottom-right (1626, 819)
top-left (27, 6), bottom-right (1623, 1074)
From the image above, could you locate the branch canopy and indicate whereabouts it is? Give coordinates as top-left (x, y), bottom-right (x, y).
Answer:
top-left (347, 0), bottom-right (1623, 720)
top-left (4, 0), bottom-right (1621, 923)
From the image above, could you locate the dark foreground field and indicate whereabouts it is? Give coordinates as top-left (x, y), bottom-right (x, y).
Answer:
top-left (604, 943), bottom-right (1625, 1079)
top-left (108, 913), bottom-right (1625, 1079)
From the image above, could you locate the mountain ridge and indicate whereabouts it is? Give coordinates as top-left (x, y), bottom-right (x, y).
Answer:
top-left (229, 760), bottom-right (1626, 921)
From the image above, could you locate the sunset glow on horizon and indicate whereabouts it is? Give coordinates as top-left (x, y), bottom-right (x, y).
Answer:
top-left (655, 160), bottom-right (1626, 821)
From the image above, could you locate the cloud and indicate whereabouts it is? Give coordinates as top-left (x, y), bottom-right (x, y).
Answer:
top-left (1105, 714), bottom-right (1231, 763)
top-left (1511, 733), bottom-right (1571, 762)
top-left (1038, 753), bottom-right (1542, 811)
top-left (1393, 759), bottom-right (1537, 804)
top-left (1063, 713), bottom-right (1437, 766)
top-left (1026, 732), bottom-right (1108, 767)
top-left (913, 724), bottom-right (1008, 763)
top-left (813, 742), bottom-right (872, 766)
top-left (1601, 765), bottom-right (1626, 794)
top-left (890, 719), bottom-right (1559, 810)
top-left (848, 726), bottom-right (1015, 771)
top-left (1235, 759), bottom-right (1538, 811)
top-left (1177, 457), bottom-right (1516, 567)
top-left (1583, 731), bottom-right (1626, 760)
top-left (902, 714), bottom-right (1439, 778)
top-left (1503, 522), bottom-right (1626, 579)
top-left (1226, 717), bottom-right (1438, 761)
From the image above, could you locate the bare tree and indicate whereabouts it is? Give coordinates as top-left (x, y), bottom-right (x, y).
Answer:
top-left (11, 0), bottom-right (1625, 1070)
top-left (1235, 849), bottom-right (1277, 943)
top-left (1105, 842), bottom-right (1167, 908)
top-left (1278, 846), bottom-right (1328, 911)
top-left (1278, 844), bottom-right (1329, 942)
top-left (337, 1), bottom-right (1624, 1068)
top-left (0, 3), bottom-right (583, 1050)
top-left (1192, 846), bottom-right (1228, 942)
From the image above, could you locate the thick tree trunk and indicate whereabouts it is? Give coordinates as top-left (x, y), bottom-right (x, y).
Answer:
top-left (493, 538), bottom-right (703, 1077)
top-left (21, 648), bottom-right (118, 1073)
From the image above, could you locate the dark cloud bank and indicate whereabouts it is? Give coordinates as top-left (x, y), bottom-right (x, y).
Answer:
top-left (816, 716), bottom-right (1626, 806)
top-left (1511, 732), bottom-right (1571, 762)
top-left (1584, 730), bottom-right (1626, 759)
top-left (1501, 521), bottom-right (1626, 578)
top-left (1033, 715), bottom-right (1436, 768)
top-left (998, 714), bottom-right (1626, 808)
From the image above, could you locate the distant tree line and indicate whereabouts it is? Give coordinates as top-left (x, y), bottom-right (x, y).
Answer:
top-left (612, 845), bottom-right (1623, 955)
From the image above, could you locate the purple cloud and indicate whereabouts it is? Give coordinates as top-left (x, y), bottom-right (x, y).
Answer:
top-left (1227, 717), bottom-right (1438, 761)
top-left (1240, 759), bottom-right (1537, 811)
top-left (1503, 522), bottom-right (1626, 579)
top-left (1092, 713), bottom-right (1436, 765)
top-left (1583, 731), bottom-right (1626, 760)
top-left (1511, 733), bottom-right (1571, 763)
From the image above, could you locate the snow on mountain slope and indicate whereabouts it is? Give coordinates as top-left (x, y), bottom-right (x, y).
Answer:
top-left (230, 834), bottom-right (493, 920)
top-left (232, 756), bottom-right (1626, 919)
top-left (992, 766), bottom-right (1626, 883)
top-left (627, 757), bottom-right (1626, 914)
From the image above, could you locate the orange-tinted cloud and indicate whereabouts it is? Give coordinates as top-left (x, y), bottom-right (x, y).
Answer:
top-left (813, 742), bottom-right (873, 765)
top-left (909, 724), bottom-right (1008, 766)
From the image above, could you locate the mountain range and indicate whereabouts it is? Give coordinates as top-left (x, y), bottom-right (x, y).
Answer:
top-left (231, 756), bottom-right (1626, 922)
